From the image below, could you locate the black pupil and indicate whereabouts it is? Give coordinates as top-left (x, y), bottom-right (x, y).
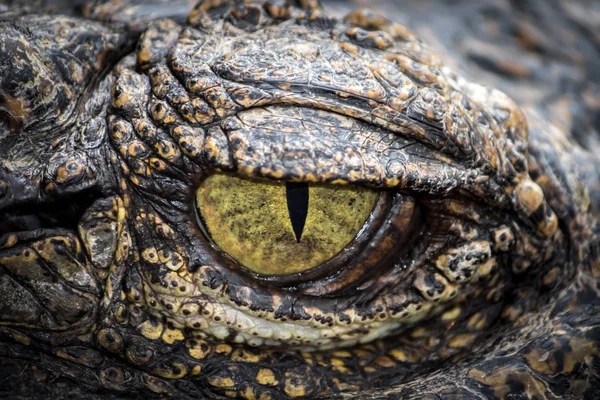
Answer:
top-left (285, 182), bottom-right (309, 243)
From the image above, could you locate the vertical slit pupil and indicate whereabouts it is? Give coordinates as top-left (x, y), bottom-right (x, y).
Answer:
top-left (285, 182), bottom-right (309, 243)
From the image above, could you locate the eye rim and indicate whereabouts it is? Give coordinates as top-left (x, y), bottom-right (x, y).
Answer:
top-left (194, 173), bottom-right (422, 293)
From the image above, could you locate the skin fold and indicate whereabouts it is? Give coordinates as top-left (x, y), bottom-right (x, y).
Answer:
top-left (0, 0), bottom-right (599, 398)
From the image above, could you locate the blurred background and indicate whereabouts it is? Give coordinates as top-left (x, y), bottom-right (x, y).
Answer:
top-left (334, 0), bottom-right (600, 153)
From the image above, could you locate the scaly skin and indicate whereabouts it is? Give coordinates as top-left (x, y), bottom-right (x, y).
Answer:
top-left (0, 0), bottom-right (599, 398)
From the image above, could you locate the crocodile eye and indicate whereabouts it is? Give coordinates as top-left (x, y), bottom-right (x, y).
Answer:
top-left (195, 173), bottom-right (378, 276)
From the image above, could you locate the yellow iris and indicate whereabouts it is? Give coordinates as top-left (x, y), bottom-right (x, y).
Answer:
top-left (196, 173), bottom-right (378, 276)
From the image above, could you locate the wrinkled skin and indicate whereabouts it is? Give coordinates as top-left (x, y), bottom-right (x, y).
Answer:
top-left (1, 0), bottom-right (600, 399)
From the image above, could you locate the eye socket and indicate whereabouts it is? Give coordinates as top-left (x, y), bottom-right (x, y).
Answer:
top-left (195, 173), bottom-right (379, 276)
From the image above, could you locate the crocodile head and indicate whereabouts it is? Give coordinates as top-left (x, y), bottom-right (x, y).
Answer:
top-left (1, 1), bottom-right (599, 398)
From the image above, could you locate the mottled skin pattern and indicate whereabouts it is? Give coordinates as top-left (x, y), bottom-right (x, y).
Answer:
top-left (0, 0), bottom-right (599, 399)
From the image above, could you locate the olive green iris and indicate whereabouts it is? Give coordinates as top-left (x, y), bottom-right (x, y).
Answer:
top-left (196, 173), bottom-right (378, 276)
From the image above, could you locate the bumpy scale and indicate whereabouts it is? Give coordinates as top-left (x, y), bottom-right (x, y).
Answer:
top-left (0, 0), bottom-right (599, 399)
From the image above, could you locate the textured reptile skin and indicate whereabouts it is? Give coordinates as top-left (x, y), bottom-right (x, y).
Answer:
top-left (0, 1), bottom-right (599, 398)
